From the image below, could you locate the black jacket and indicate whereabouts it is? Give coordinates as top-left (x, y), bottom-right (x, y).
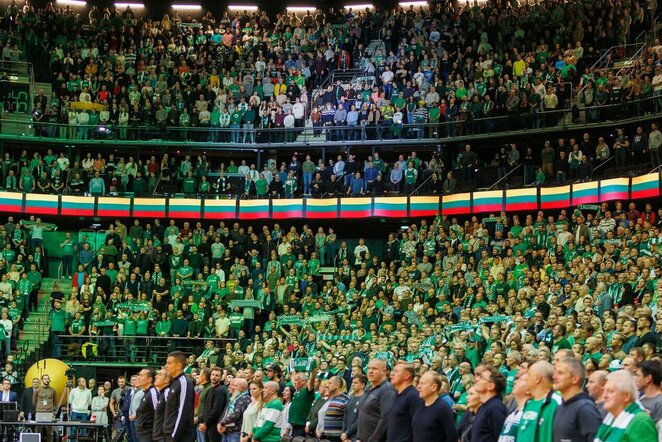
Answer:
top-left (163, 374), bottom-right (195, 442)
top-left (552, 392), bottom-right (602, 442)
top-left (136, 386), bottom-right (159, 438)
top-left (203, 383), bottom-right (229, 428)
top-left (152, 388), bottom-right (168, 441)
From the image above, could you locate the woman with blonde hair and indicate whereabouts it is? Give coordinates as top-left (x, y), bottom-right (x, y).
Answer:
top-left (241, 380), bottom-right (264, 442)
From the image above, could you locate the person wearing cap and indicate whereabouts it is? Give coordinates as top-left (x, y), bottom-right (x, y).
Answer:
top-left (287, 361), bottom-right (319, 437)
top-left (265, 364), bottom-right (285, 393)
top-left (594, 370), bottom-right (658, 442)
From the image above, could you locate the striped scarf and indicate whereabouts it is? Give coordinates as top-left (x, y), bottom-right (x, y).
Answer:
top-left (594, 401), bottom-right (644, 442)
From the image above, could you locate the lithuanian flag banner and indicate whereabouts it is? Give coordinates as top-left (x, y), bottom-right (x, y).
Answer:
top-left (97, 196), bottom-right (130, 217)
top-left (0, 192), bottom-right (23, 214)
top-left (473, 190), bottom-right (504, 213)
top-left (132, 198), bottom-right (166, 218)
top-left (572, 181), bottom-right (599, 206)
top-left (374, 197), bottom-right (408, 217)
top-left (409, 196), bottom-right (440, 217)
top-left (272, 199), bottom-right (303, 219)
top-left (305, 198), bottom-right (338, 219)
top-left (505, 188), bottom-right (538, 211)
top-left (340, 198), bottom-right (372, 218)
top-left (168, 198), bottom-right (201, 219)
top-left (600, 178), bottom-right (630, 202)
top-left (540, 185), bottom-right (570, 209)
top-left (203, 198), bottom-right (236, 219)
top-left (631, 173), bottom-right (659, 199)
top-left (442, 193), bottom-right (471, 215)
top-left (239, 199), bottom-right (269, 220)
top-left (24, 193), bottom-right (58, 215)
top-left (61, 195), bottom-right (94, 216)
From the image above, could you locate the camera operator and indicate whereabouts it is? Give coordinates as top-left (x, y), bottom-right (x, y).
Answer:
top-left (109, 375), bottom-right (130, 442)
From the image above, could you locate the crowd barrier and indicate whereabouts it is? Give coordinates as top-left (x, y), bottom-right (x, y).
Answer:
top-left (0, 173), bottom-right (658, 220)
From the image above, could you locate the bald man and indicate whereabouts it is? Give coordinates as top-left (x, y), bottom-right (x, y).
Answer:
top-left (586, 370), bottom-right (608, 417)
top-left (516, 361), bottom-right (560, 442)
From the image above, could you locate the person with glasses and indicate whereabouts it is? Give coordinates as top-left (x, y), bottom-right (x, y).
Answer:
top-left (471, 365), bottom-right (508, 442)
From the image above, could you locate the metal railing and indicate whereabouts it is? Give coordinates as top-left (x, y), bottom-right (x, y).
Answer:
top-left (55, 334), bottom-right (236, 363)
top-left (487, 164), bottom-right (523, 190)
top-left (2, 95), bottom-right (658, 148)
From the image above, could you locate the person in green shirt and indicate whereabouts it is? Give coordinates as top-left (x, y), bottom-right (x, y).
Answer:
top-left (287, 362), bottom-right (319, 437)
top-left (177, 259), bottom-right (194, 281)
top-left (517, 361), bottom-right (560, 442)
top-left (60, 232), bottom-right (75, 279)
top-left (49, 300), bottom-right (69, 358)
top-left (229, 307), bottom-right (244, 338)
top-left (182, 171), bottom-right (197, 195)
top-left (251, 381), bottom-right (284, 442)
top-left (255, 174), bottom-right (268, 198)
top-left (68, 311), bottom-right (86, 344)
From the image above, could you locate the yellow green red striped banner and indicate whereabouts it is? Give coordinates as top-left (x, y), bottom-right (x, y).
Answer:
top-left (272, 199), bottom-right (303, 219)
top-left (506, 188), bottom-right (538, 211)
top-left (340, 198), bottom-right (372, 218)
top-left (168, 199), bottom-right (201, 219)
top-left (0, 191), bottom-right (23, 213)
top-left (409, 196), bottom-right (439, 217)
top-left (572, 181), bottom-right (599, 206)
top-left (600, 178), bottom-right (630, 202)
top-left (133, 198), bottom-right (166, 218)
top-left (473, 190), bottom-right (504, 214)
top-left (97, 196), bottom-right (130, 217)
top-left (442, 193), bottom-right (471, 215)
top-left (305, 198), bottom-right (338, 219)
top-left (540, 186), bottom-right (571, 209)
top-left (374, 197), bottom-right (408, 217)
top-left (239, 199), bottom-right (269, 220)
top-left (61, 195), bottom-right (94, 216)
top-left (24, 193), bottom-right (58, 215)
top-left (631, 173), bottom-right (659, 199)
top-left (204, 199), bottom-right (236, 219)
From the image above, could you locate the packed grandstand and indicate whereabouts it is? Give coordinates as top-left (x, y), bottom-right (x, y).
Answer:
top-left (0, 0), bottom-right (660, 441)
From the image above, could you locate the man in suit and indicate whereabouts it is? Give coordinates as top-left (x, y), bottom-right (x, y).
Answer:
top-left (19, 377), bottom-right (39, 419)
top-left (0, 377), bottom-right (17, 402)
top-left (572, 215), bottom-right (590, 244)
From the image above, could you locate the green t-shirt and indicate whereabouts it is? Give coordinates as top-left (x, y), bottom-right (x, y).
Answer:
top-left (288, 387), bottom-right (315, 426)
top-left (50, 309), bottom-right (68, 333)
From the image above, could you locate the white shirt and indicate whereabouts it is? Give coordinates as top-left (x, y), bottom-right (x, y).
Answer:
top-left (68, 387), bottom-right (92, 413)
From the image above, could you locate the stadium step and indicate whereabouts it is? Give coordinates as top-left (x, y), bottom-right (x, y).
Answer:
top-left (17, 277), bottom-right (61, 364)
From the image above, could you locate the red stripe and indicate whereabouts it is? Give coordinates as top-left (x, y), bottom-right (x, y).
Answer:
top-left (168, 210), bottom-right (202, 219)
top-left (306, 212), bottom-right (338, 219)
top-left (541, 200), bottom-right (569, 209)
top-left (238, 212), bottom-right (269, 220)
top-left (631, 189), bottom-right (659, 199)
top-left (25, 207), bottom-right (57, 215)
top-left (62, 208), bottom-right (94, 216)
top-left (600, 191), bottom-right (629, 202)
top-left (506, 202), bottom-right (538, 211)
top-left (444, 207), bottom-right (470, 215)
top-left (0, 204), bottom-right (22, 213)
top-left (572, 196), bottom-right (597, 205)
top-left (272, 210), bottom-right (303, 219)
top-left (409, 209), bottom-right (437, 217)
top-left (132, 210), bottom-right (166, 218)
top-left (97, 209), bottom-right (130, 217)
top-left (204, 211), bottom-right (236, 219)
top-left (374, 209), bottom-right (407, 217)
top-left (340, 210), bottom-right (372, 218)
top-left (473, 203), bottom-right (503, 213)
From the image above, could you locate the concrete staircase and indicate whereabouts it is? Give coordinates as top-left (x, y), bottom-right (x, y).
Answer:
top-left (16, 277), bottom-right (61, 366)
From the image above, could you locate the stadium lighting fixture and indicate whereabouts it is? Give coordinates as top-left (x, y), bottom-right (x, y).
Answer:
top-left (228, 4), bottom-right (258, 9)
top-left (171, 3), bottom-right (202, 10)
top-left (115, 2), bottom-right (145, 8)
top-left (56, 0), bottom-right (87, 6)
top-left (345, 3), bottom-right (374, 9)
top-left (398, 0), bottom-right (428, 6)
top-left (286, 6), bottom-right (316, 12)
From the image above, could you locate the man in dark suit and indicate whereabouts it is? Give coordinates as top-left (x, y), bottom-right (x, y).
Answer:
top-left (19, 377), bottom-right (39, 419)
top-left (0, 377), bottom-right (17, 402)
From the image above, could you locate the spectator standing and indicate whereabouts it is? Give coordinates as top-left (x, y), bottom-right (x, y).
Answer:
top-left (412, 371), bottom-right (457, 442)
top-left (288, 365), bottom-right (318, 437)
top-left (649, 123), bottom-right (662, 167)
top-left (135, 368), bottom-right (159, 442)
top-left (68, 377), bottom-right (92, 440)
top-left (594, 370), bottom-right (657, 441)
top-left (498, 368), bottom-right (531, 441)
top-left (357, 359), bottom-right (396, 442)
top-left (163, 351), bottom-right (195, 442)
top-left (472, 366), bottom-right (508, 442)
top-left (218, 377), bottom-right (251, 441)
top-left (635, 361), bottom-right (662, 422)
top-left (552, 357), bottom-right (602, 442)
top-left (517, 361), bottom-right (559, 442)
top-left (341, 374), bottom-right (366, 442)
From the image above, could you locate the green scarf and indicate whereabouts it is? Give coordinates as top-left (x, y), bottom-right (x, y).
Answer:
top-left (594, 401), bottom-right (657, 442)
